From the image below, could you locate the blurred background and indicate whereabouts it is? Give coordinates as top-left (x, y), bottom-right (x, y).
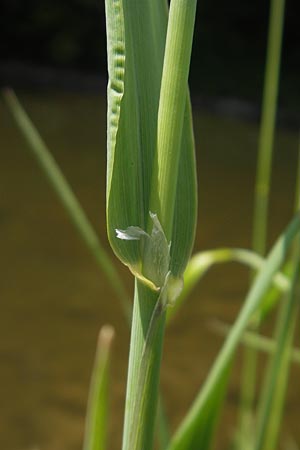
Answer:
top-left (0, 0), bottom-right (300, 116)
top-left (0, 1), bottom-right (299, 449)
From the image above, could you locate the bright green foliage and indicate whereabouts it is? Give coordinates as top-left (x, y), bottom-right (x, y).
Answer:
top-left (106, 1), bottom-right (198, 449)
top-left (121, 280), bottom-right (166, 450)
top-left (167, 214), bottom-right (300, 450)
top-left (253, 0), bottom-right (286, 255)
top-left (167, 248), bottom-right (290, 323)
top-left (105, 0), bottom-right (197, 292)
top-left (5, 0), bottom-right (299, 448)
top-left (254, 245), bottom-right (300, 450)
top-left (240, 0), bottom-right (286, 437)
top-left (83, 326), bottom-right (115, 450)
top-left (252, 261), bottom-right (292, 322)
top-left (253, 168), bottom-right (300, 450)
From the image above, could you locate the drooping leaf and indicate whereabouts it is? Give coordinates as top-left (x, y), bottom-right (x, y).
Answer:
top-left (167, 214), bottom-right (300, 450)
top-left (167, 248), bottom-right (290, 323)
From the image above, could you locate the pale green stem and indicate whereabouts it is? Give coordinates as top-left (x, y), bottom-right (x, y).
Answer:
top-left (254, 160), bottom-right (300, 450)
top-left (83, 326), bottom-right (115, 450)
top-left (253, 0), bottom-right (285, 255)
top-left (2, 88), bottom-right (131, 321)
top-left (121, 281), bottom-right (166, 450)
top-left (150, 0), bottom-right (197, 239)
top-left (240, 0), bottom-right (286, 436)
top-left (129, 294), bottom-right (167, 450)
top-left (254, 239), bottom-right (300, 450)
top-left (122, 1), bottom-right (197, 449)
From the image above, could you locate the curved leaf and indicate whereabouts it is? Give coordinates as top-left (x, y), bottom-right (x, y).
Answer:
top-left (167, 214), bottom-right (300, 450)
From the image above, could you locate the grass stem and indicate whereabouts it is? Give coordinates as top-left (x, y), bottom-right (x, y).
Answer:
top-left (83, 325), bottom-right (115, 450)
top-left (239, 0), bottom-right (286, 438)
top-left (2, 88), bottom-right (131, 321)
top-left (121, 281), bottom-right (166, 450)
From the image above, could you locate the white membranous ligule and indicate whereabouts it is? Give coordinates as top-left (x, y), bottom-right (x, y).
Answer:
top-left (116, 212), bottom-right (183, 306)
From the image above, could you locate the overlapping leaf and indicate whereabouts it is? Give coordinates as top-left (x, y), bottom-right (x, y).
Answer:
top-left (105, 0), bottom-right (197, 290)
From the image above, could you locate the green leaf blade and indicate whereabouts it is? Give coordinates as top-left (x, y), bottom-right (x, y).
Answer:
top-left (167, 214), bottom-right (300, 450)
top-left (83, 326), bottom-right (115, 450)
top-left (106, 0), bottom-right (168, 273)
top-left (170, 96), bottom-right (198, 277)
top-left (106, 0), bottom-right (198, 289)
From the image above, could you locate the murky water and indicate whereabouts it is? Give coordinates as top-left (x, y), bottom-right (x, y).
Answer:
top-left (1, 91), bottom-right (299, 450)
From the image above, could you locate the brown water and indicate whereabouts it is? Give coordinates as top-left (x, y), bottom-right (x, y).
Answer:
top-left (0, 92), bottom-right (299, 450)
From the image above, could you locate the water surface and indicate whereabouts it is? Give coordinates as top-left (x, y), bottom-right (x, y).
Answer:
top-left (1, 92), bottom-right (299, 450)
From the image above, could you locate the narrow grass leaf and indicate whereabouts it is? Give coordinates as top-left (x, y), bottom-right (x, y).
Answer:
top-left (167, 248), bottom-right (290, 323)
top-left (254, 190), bottom-right (300, 450)
top-left (167, 214), bottom-right (300, 450)
top-left (2, 88), bottom-right (130, 319)
top-left (211, 321), bottom-right (300, 366)
top-left (83, 326), bottom-right (115, 450)
top-left (240, 0), bottom-right (286, 435)
top-left (149, 0), bottom-right (198, 255)
top-left (253, 0), bottom-right (286, 255)
top-left (254, 251), bottom-right (300, 450)
top-left (253, 260), bottom-right (292, 322)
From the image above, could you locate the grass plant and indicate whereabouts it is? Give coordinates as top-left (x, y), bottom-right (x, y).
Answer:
top-left (252, 154), bottom-right (300, 450)
top-left (239, 0), bottom-right (287, 440)
top-left (253, 0), bottom-right (286, 255)
top-left (105, 1), bottom-right (197, 448)
top-left (3, 0), bottom-right (300, 448)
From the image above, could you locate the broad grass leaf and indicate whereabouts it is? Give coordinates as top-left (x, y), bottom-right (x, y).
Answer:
top-left (105, 0), bottom-right (197, 288)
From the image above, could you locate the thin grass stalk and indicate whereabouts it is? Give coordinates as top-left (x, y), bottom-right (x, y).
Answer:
top-left (2, 88), bottom-right (131, 320)
top-left (253, 0), bottom-right (286, 255)
top-left (240, 0), bottom-right (286, 436)
top-left (149, 0), bottom-right (198, 239)
top-left (121, 281), bottom-right (166, 450)
top-left (253, 144), bottom-right (300, 450)
top-left (254, 239), bottom-right (300, 450)
top-left (295, 134), bottom-right (300, 212)
top-left (83, 326), bottom-right (115, 450)
top-left (212, 321), bottom-right (300, 366)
